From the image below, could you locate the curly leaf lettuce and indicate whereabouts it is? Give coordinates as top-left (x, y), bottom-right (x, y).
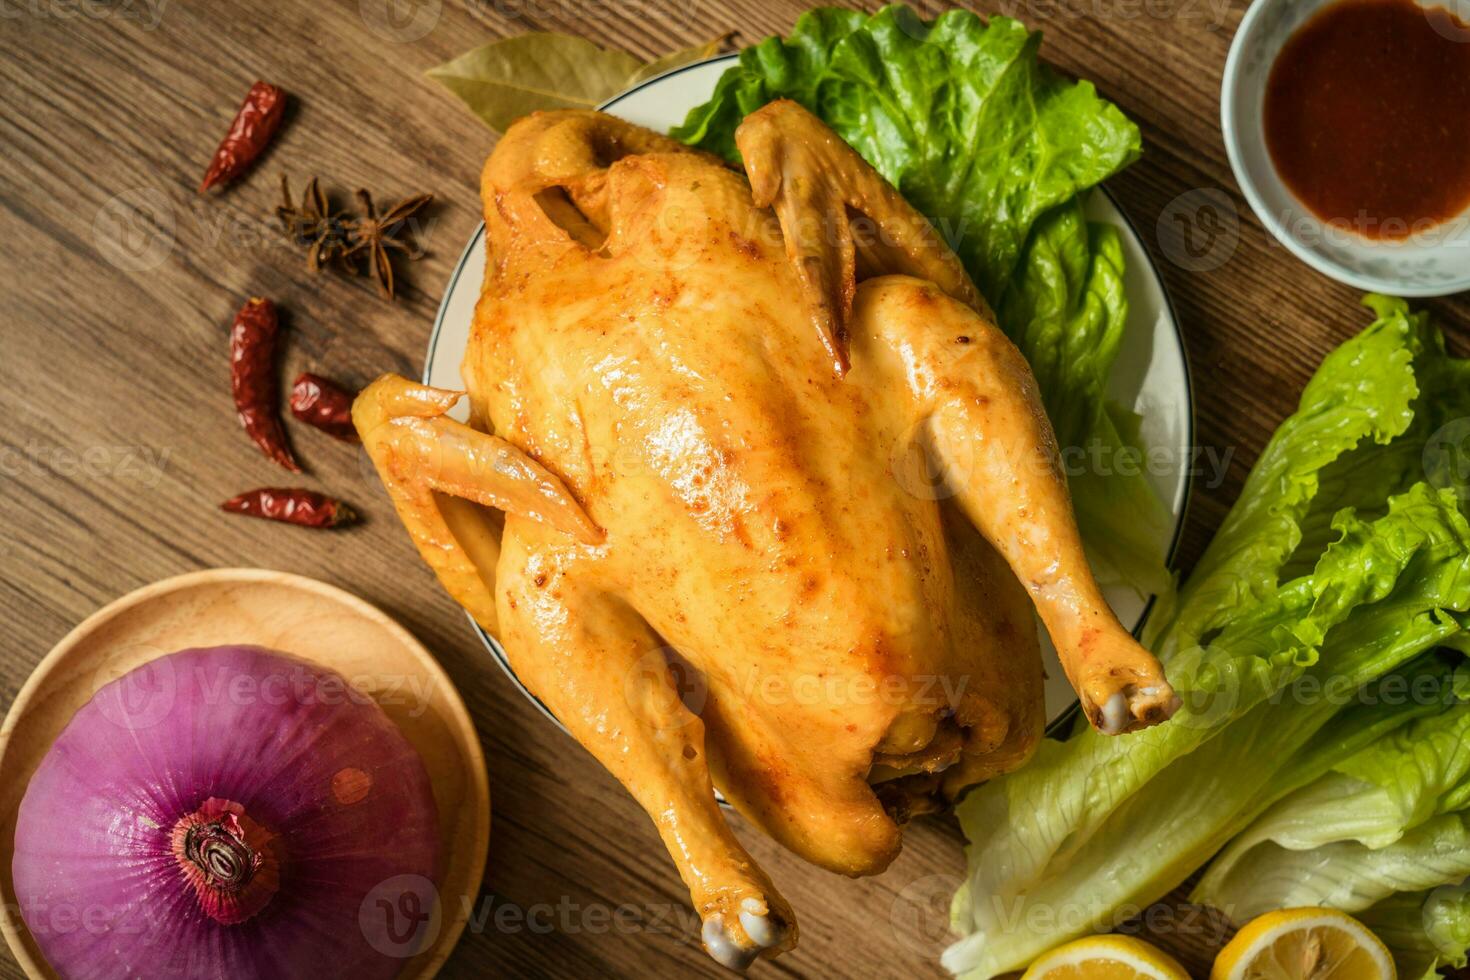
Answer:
top-left (672, 6), bottom-right (1171, 595)
top-left (944, 297), bottom-right (1470, 978)
top-left (673, 6), bottom-right (1140, 294)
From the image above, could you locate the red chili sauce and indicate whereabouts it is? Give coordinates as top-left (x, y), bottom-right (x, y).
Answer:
top-left (1263, 0), bottom-right (1470, 239)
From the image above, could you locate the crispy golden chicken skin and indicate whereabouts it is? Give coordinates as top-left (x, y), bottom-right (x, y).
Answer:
top-left (356, 101), bottom-right (1179, 971)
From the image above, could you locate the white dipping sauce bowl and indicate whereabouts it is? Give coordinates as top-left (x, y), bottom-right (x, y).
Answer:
top-left (1222, 0), bottom-right (1470, 295)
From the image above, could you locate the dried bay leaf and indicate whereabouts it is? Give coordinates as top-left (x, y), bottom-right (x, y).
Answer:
top-left (428, 32), bottom-right (728, 133)
top-left (426, 34), bottom-right (640, 131)
top-left (625, 35), bottom-right (730, 87)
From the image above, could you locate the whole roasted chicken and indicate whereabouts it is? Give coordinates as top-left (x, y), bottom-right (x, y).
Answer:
top-left (357, 101), bottom-right (1178, 970)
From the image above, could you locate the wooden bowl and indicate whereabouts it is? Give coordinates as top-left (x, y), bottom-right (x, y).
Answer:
top-left (0, 568), bottom-right (490, 980)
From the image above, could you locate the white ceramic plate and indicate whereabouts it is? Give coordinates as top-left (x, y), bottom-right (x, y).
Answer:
top-left (425, 55), bottom-right (1195, 735)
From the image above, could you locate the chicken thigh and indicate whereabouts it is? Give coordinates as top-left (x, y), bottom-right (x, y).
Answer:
top-left (356, 101), bottom-right (1179, 970)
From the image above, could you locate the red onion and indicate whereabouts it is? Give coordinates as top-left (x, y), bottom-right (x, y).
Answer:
top-left (12, 645), bottom-right (441, 980)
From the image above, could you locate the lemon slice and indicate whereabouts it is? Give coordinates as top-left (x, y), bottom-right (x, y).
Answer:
top-left (1021, 935), bottom-right (1191, 980)
top-left (1211, 908), bottom-right (1395, 980)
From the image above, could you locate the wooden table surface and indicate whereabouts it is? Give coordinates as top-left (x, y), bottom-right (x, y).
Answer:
top-left (3, 1), bottom-right (1468, 978)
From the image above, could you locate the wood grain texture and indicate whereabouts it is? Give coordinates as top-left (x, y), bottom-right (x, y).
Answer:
top-left (1, 1), bottom-right (1466, 978)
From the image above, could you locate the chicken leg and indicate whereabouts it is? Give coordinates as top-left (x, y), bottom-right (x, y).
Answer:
top-left (850, 276), bottom-right (1180, 733)
top-left (736, 100), bottom-right (1179, 735)
top-left (495, 527), bottom-right (796, 969)
top-left (355, 375), bottom-right (795, 969)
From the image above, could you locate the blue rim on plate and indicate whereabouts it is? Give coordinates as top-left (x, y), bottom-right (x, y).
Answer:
top-left (424, 54), bottom-right (1196, 743)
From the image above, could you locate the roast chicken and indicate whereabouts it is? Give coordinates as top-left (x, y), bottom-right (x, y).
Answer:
top-left (356, 101), bottom-right (1179, 970)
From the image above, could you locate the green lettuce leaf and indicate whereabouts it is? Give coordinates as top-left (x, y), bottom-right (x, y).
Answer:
top-left (1194, 668), bottom-right (1470, 916)
top-left (1197, 815), bottom-right (1470, 924)
top-left (948, 488), bottom-right (1470, 977)
top-left (672, 5), bottom-right (1170, 595)
top-left (1143, 296), bottom-right (1430, 652)
top-left (1247, 656), bottom-right (1461, 811)
top-left (1147, 295), bottom-right (1470, 651)
top-left (945, 297), bottom-right (1470, 978)
top-left (673, 7), bottom-right (1140, 293)
top-left (1280, 295), bottom-right (1470, 581)
top-left (1361, 886), bottom-right (1470, 980)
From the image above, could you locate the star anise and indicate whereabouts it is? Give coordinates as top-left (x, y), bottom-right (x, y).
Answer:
top-left (273, 176), bottom-right (432, 300)
top-left (275, 176), bottom-right (354, 273)
top-left (342, 189), bottom-right (433, 300)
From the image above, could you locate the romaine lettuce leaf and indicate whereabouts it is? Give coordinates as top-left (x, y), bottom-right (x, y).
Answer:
top-left (1361, 886), bottom-right (1470, 979)
top-left (1198, 815), bottom-right (1470, 924)
top-left (672, 6), bottom-right (1170, 595)
top-left (1143, 296), bottom-right (1431, 653)
top-left (1279, 295), bottom-right (1470, 581)
top-left (948, 487), bottom-right (1470, 977)
top-left (1247, 655), bottom-right (1460, 811)
top-left (944, 297), bottom-right (1470, 978)
top-left (1187, 658), bottom-right (1470, 922)
top-left (1194, 669), bottom-right (1470, 915)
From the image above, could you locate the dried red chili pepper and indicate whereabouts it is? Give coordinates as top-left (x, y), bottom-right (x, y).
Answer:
top-left (221, 488), bottom-right (357, 528)
top-left (229, 297), bottom-right (299, 471)
top-left (199, 81), bottom-right (286, 193)
top-left (289, 373), bottom-right (359, 442)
